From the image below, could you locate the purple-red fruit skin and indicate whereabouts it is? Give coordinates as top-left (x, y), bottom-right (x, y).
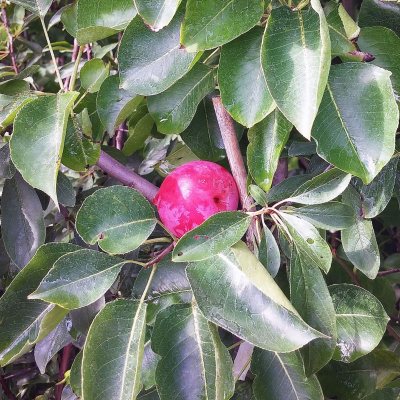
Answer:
top-left (153, 161), bottom-right (239, 237)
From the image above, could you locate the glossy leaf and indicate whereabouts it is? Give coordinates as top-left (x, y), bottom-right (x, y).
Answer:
top-left (286, 168), bottom-right (351, 205)
top-left (342, 186), bottom-right (380, 279)
top-left (252, 349), bottom-right (324, 400)
top-left (330, 284), bottom-right (389, 363)
top-left (278, 211), bottom-right (332, 273)
top-left (1, 173), bottom-right (45, 269)
top-left (258, 220), bottom-right (280, 278)
top-left (261, 0), bottom-right (331, 139)
top-left (247, 109), bottom-right (292, 191)
top-left (132, 255), bottom-right (192, 324)
top-left (134, 0), bottom-right (181, 31)
top-left (0, 243), bottom-right (79, 366)
top-left (187, 241), bottom-right (325, 352)
top-left (285, 202), bottom-right (355, 230)
top-left (34, 318), bottom-right (72, 374)
top-left (148, 64), bottom-right (215, 134)
top-left (181, 96), bottom-right (241, 162)
top-left (10, 92), bottom-right (78, 204)
top-left (181, 0), bottom-right (264, 52)
top-left (76, 186), bottom-right (156, 254)
top-left (97, 75), bottom-right (143, 135)
top-left (70, 297), bottom-right (105, 335)
top-left (61, 118), bottom-right (100, 172)
top-left (358, 26), bottom-right (400, 103)
top-left (119, 7), bottom-right (196, 96)
top-left (10, 0), bottom-right (52, 16)
top-left (70, 351), bottom-right (83, 397)
top-left (142, 342), bottom-right (160, 390)
top-left (82, 299), bottom-right (147, 400)
top-left (219, 27), bottom-right (275, 128)
top-left (57, 172), bottom-right (76, 207)
top-left (312, 63), bottom-right (398, 184)
top-left (173, 211), bottom-right (252, 262)
top-left (76, 0), bottom-right (137, 44)
top-left (152, 303), bottom-right (235, 400)
top-left (358, 0), bottom-right (400, 36)
top-left (80, 59), bottom-right (109, 93)
top-left (265, 175), bottom-right (311, 204)
top-left (0, 144), bottom-right (15, 179)
top-left (290, 251), bottom-right (337, 375)
top-left (122, 114), bottom-right (154, 156)
top-left (355, 157), bottom-right (398, 219)
top-left (29, 249), bottom-right (127, 309)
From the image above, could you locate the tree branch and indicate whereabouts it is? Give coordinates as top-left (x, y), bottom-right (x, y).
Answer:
top-left (96, 150), bottom-right (159, 202)
top-left (55, 344), bottom-right (74, 400)
top-left (1, 7), bottom-right (18, 74)
top-left (212, 96), bottom-right (250, 210)
top-left (0, 374), bottom-right (16, 400)
top-left (378, 268), bottom-right (400, 277)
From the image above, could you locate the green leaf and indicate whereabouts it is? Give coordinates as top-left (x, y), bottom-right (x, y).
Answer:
top-left (0, 144), bottom-right (16, 179)
top-left (261, 0), bottom-right (331, 139)
top-left (122, 113), bottom-right (154, 156)
top-left (355, 157), bottom-right (398, 218)
top-left (265, 174), bottom-right (311, 204)
top-left (97, 75), bottom-right (143, 135)
top-left (76, 0), bottom-right (137, 44)
top-left (2, 173), bottom-right (45, 268)
top-left (152, 303), bottom-right (235, 400)
top-left (61, 3), bottom-right (78, 38)
top-left (312, 63), bottom-right (398, 184)
top-left (80, 59), bottom-right (109, 93)
top-left (181, 95), bottom-right (242, 162)
top-left (278, 211), bottom-right (332, 273)
top-left (0, 243), bottom-right (79, 366)
top-left (173, 211), bottom-right (252, 262)
top-left (9, 0), bottom-right (52, 16)
top-left (258, 220), bottom-right (280, 278)
top-left (82, 299), bottom-right (147, 400)
top-left (181, 0), bottom-right (264, 52)
top-left (132, 255), bottom-right (192, 324)
top-left (148, 64), bottom-right (215, 134)
top-left (358, 0), bottom-right (400, 37)
top-left (10, 92), bottom-right (78, 205)
top-left (329, 284), bottom-right (389, 363)
top-left (290, 251), bottom-right (337, 375)
top-left (326, 4), bottom-right (357, 56)
top-left (70, 351), bottom-right (83, 397)
top-left (187, 241), bottom-right (325, 352)
top-left (119, 6), bottom-right (196, 96)
top-left (247, 109), bottom-right (292, 191)
top-left (252, 349), bottom-right (324, 400)
top-left (358, 26), bottom-right (400, 104)
top-left (219, 27), bottom-right (275, 128)
top-left (142, 342), bottom-right (160, 390)
top-left (342, 186), bottom-right (380, 279)
top-left (29, 249), bottom-right (127, 309)
top-left (134, 0), bottom-right (181, 31)
top-left (76, 186), bottom-right (156, 254)
top-left (61, 117), bottom-right (100, 172)
top-left (285, 202), bottom-right (355, 230)
top-left (0, 83), bottom-right (36, 132)
top-left (285, 168), bottom-right (351, 205)
top-left (57, 172), bottom-right (76, 207)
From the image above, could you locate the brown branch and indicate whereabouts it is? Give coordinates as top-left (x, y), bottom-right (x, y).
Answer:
top-left (378, 268), bottom-right (400, 277)
top-left (55, 344), bottom-right (74, 400)
top-left (145, 242), bottom-right (175, 268)
top-left (64, 39), bottom-right (79, 91)
top-left (1, 7), bottom-right (18, 74)
top-left (0, 374), bottom-right (16, 400)
top-left (212, 96), bottom-right (250, 209)
top-left (96, 150), bottom-right (159, 202)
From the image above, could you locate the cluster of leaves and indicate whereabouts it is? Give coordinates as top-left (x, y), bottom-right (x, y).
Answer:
top-left (0, 0), bottom-right (400, 399)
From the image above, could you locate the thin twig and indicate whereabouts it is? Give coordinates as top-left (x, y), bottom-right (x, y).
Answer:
top-left (145, 242), bottom-right (175, 269)
top-left (1, 7), bottom-right (18, 74)
top-left (40, 16), bottom-right (63, 91)
top-left (0, 374), bottom-right (16, 400)
top-left (96, 150), bottom-right (159, 202)
top-left (115, 122), bottom-right (126, 150)
top-left (55, 344), bottom-right (74, 400)
top-left (68, 45), bottom-right (83, 91)
top-left (64, 39), bottom-right (79, 90)
top-left (378, 268), bottom-right (400, 277)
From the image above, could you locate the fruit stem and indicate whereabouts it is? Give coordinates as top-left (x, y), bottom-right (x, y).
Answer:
top-left (96, 151), bottom-right (159, 202)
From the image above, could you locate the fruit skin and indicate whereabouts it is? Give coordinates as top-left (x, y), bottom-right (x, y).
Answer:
top-left (154, 161), bottom-right (239, 237)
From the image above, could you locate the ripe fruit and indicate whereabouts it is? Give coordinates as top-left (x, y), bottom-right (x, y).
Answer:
top-left (153, 161), bottom-right (239, 237)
